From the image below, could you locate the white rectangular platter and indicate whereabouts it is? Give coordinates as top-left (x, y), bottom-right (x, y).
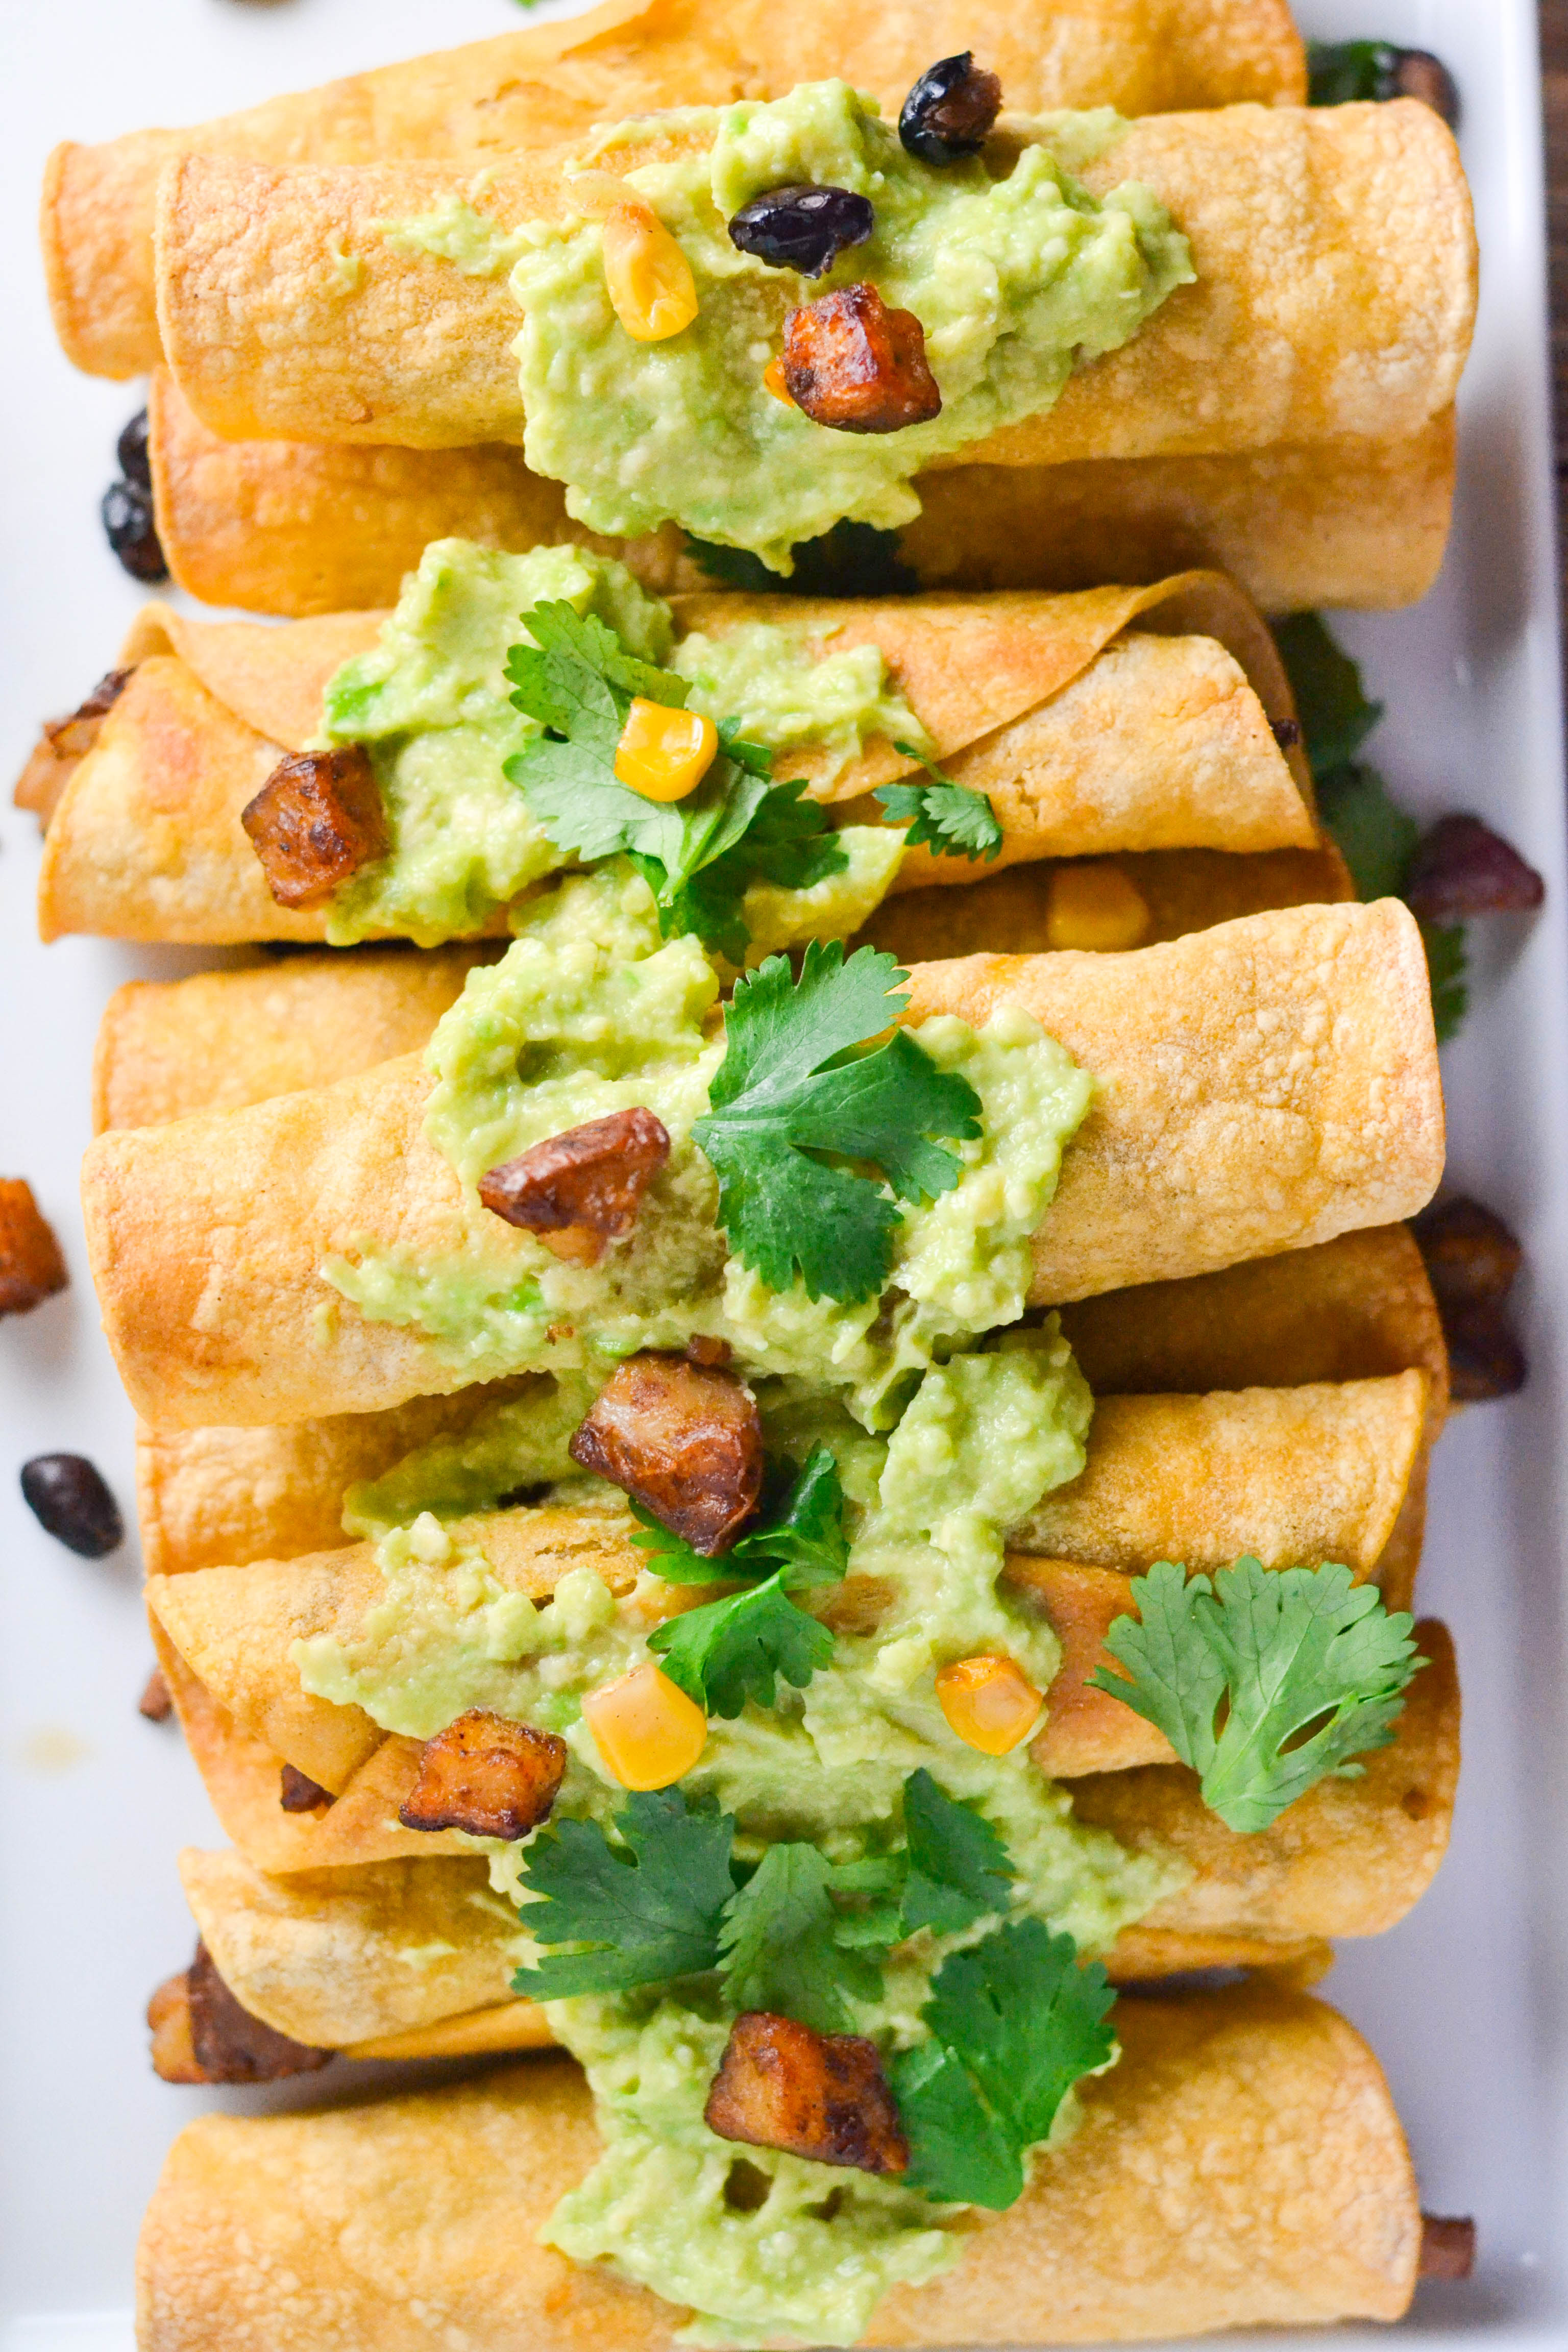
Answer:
top-left (1, 0), bottom-right (1564, 2341)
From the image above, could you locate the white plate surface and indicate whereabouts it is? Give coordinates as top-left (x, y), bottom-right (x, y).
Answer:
top-left (1, 0), bottom-right (1565, 2341)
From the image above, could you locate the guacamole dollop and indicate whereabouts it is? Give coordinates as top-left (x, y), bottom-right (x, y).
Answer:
top-left (316, 537), bottom-right (919, 946)
top-left (502, 83), bottom-right (1193, 568)
top-left (322, 867), bottom-right (1095, 1425)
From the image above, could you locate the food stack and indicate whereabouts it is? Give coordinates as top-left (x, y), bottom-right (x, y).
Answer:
top-left (17, 3), bottom-right (1504, 2341)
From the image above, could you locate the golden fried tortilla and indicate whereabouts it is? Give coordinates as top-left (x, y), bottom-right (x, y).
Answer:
top-left (147, 368), bottom-right (1455, 618)
top-left (152, 105), bottom-right (1474, 461)
top-left (48, 0), bottom-right (1307, 381)
top-left (134, 1983), bottom-right (1419, 2348)
top-left (38, 572), bottom-right (1313, 945)
top-left (80, 903), bottom-right (1446, 1431)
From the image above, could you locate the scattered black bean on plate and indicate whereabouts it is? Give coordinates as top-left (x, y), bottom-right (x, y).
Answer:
top-left (1411, 1196), bottom-right (1528, 1404)
top-left (1404, 814), bottom-right (1546, 923)
top-left (1305, 40), bottom-right (1459, 129)
top-left (103, 406), bottom-right (168, 583)
top-left (20, 1453), bottom-right (125, 1558)
top-left (728, 184), bottom-right (875, 279)
top-left (899, 53), bottom-right (1003, 165)
top-left (117, 407), bottom-right (153, 492)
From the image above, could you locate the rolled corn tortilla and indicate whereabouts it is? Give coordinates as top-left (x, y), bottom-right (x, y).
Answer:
top-left (146, 368), bottom-right (1454, 620)
top-left (46, 0), bottom-right (1308, 382)
top-left (134, 1984), bottom-right (1421, 2347)
top-left (143, 1369), bottom-right (1428, 1789)
top-left (37, 572), bottom-right (1315, 945)
top-left (152, 104), bottom-right (1474, 465)
top-left (80, 901), bottom-right (1446, 1430)
top-left (178, 1622), bottom-right (1455, 2052)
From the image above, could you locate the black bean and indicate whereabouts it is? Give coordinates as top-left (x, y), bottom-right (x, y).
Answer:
top-left (1412, 1195), bottom-right (1523, 1311)
top-left (102, 479), bottom-right (168, 584)
top-left (117, 408), bottom-right (153, 492)
top-left (728, 184), bottom-right (874, 279)
top-left (1384, 48), bottom-right (1460, 129)
top-left (20, 1454), bottom-right (124, 1557)
top-left (1270, 718), bottom-right (1302, 749)
top-left (1443, 1301), bottom-right (1527, 1403)
top-left (1405, 814), bottom-right (1545, 922)
top-left (899, 54), bottom-right (1002, 165)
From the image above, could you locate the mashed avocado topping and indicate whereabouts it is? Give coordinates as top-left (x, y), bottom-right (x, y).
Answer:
top-left (314, 538), bottom-right (921, 945)
top-left (494, 83), bottom-right (1192, 568)
top-left (322, 867), bottom-right (1094, 1425)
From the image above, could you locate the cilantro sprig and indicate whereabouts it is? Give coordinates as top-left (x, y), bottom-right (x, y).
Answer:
top-left (876, 744), bottom-right (1002, 864)
top-left (1274, 611), bottom-right (1468, 1043)
top-left (503, 601), bottom-right (844, 961)
top-left (512, 1789), bottom-right (738, 1998)
top-left (693, 941), bottom-right (982, 1304)
top-left (631, 1445), bottom-right (849, 1588)
top-left (1090, 1557), bottom-right (1425, 1835)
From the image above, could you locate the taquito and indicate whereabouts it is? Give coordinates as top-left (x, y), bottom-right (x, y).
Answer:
top-left (153, 104), bottom-right (1474, 463)
top-left (134, 1984), bottom-right (1422, 2346)
top-left (148, 368), bottom-right (1454, 619)
top-left (81, 902), bottom-right (1446, 1430)
top-left (46, 0), bottom-right (1307, 383)
top-left (143, 1366), bottom-right (1429, 1779)
top-left (36, 572), bottom-right (1316, 947)
top-left (171, 1616), bottom-right (1456, 2056)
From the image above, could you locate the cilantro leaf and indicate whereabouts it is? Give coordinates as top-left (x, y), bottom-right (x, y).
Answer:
top-left (719, 1843), bottom-right (884, 2032)
top-left (891, 1921), bottom-right (1116, 2209)
top-left (511, 1788), bottom-right (736, 1997)
top-left (694, 942), bottom-right (983, 1303)
top-left (687, 520), bottom-right (919, 598)
top-left (1315, 763), bottom-right (1419, 902)
top-left (899, 1770), bottom-right (1013, 1937)
top-left (655, 775), bottom-right (847, 964)
top-left (1305, 38), bottom-right (1402, 106)
top-left (1272, 613), bottom-right (1384, 774)
top-left (648, 1570), bottom-right (835, 1716)
top-left (1090, 1557), bottom-right (1425, 1835)
top-left (1422, 920), bottom-right (1469, 1044)
top-left (633, 1446), bottom-right (848, 1588)
top-left (876, 747), bottom-right (1002, 864)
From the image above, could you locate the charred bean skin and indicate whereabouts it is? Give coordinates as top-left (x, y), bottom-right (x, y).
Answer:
top-left (1405, 815), bottom-right (1545, 922)
top-left (101, 478), bottom-right (167, 584)
top-left (20, 1454), bottom-right (124, 1558)
top-left (899, 53), bottom-right (1002, 164)
top-left (728, 185), bottom-right (874, 279)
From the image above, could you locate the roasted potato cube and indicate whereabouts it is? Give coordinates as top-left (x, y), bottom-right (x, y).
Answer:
top-left (239, 746), bottom-right (389, 909)
top-left (569, 1352), bottom-right (763, 1553)
top-left (0, 1179), bottom-right (68, 1317)
top-left (480, 1108), bottom-right (670, 1265)
top-left (782, 283), bottom-right (942, 434)
top-left (398, 1708), bottom-right (568, 1840)
top-left (1419, 2214), bottom-right (1476, 2278)
top-left (705, 2012), bottom-right (909, 2174)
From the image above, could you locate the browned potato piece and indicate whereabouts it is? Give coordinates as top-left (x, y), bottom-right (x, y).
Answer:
top-left (14, 668), bottom-right (132, 827)
top-left (151, 1944), bottom-right (334, 2084)
top-left (239, 747), bottom-right (388, 909)
top-left (569, 1352), bottom-right (764, 1554)
top-left (279, 1763), bottom-right (333, 1814)
top-left (397, 1708), bottom-right (567, 1841)
top-left (782, 284), bottom-right (942, 433)
top-left (1418, 2215), bottom-right (1476, 2278)
top-left (479, 1108), bottom-right (670, 1266)
top-left (0, 1179), bottom-right (68, 1316)
top-left (705, 2012), bottom-right (909, 2174)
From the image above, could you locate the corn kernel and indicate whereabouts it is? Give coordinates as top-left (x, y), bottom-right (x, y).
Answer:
top-left (614, 699), bottom-right (718, 801)
top-left (935, 1654), bottom-right (1043, 1755)
top-left (602, 201), bottom-right (699, 343)
top-left (1045, 865), bottom-right (1150, 953)
top-left (583, 1661), bottom-right (707, 1788)
top-left (763, 354), bottom-right (794, 406)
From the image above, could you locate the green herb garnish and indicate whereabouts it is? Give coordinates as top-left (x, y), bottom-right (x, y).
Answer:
top-left (692, 941), bottom-right (982, 1304)
top-left (687, 520), bottom-right (919, 598)
top-left (876, 744), bottom-right (1003, 864)
top-left (648, 1571), bottom-right (836, 1717)
top-left (1089, 1557), bottom-right (1424, 1835)
top-left (504, 601), bottom-right (844, 960)
top-left (512, 1788), bottom-right (737, 1998)
top-left (631, 1444), bottom-right (849, 1588)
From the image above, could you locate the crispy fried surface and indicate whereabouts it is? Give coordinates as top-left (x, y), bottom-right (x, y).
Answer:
top-left (240, 747), bottom-right (389, 908)
top-left (398, 1709), bottom-right (567, 1840)
top-left (569, 1353), bottom-right (764, 1552)
top-left (152, 106), bottom-right (1470, 457)
top-left (705, 2012), bottom-right (909, 2172)
top-left (480, 1107), bottom-right (671, 1263)
top-left (50, 0), bottom-right (1305, 382)
top-left (82, 906), bottom-right (1443, 1429)
top-left (134, 1986), bottom-right (1418, 2347)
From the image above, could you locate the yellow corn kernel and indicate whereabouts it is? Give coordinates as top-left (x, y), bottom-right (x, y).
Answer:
top-left (935, 1654), bottom-right (1043, 1756)
top-left (583, 1661), bottom-right (707, 1788)
top-left (614, 699), bottom-right (718, 802)
top-left (1045, 865), bottom-right (1151, 953)
top-left (763, 354), bottom-right (794, 406)
top-left (602, 201), bottom-right (699, 343)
